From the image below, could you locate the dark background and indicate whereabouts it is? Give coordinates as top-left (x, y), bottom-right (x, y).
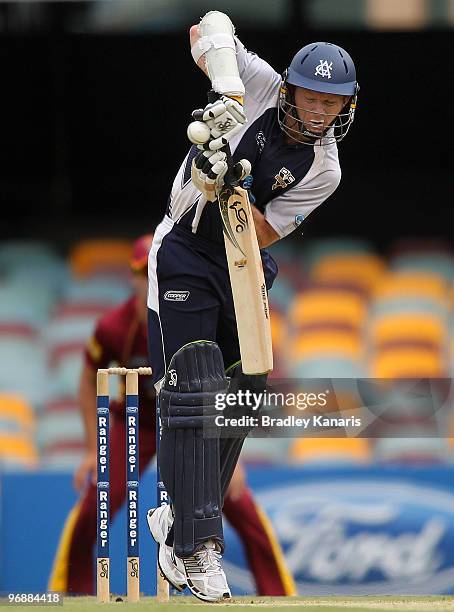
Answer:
top-left (1, 6), bottom-right (452, 248)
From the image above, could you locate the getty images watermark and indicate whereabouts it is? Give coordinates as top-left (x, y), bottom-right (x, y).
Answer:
top-left (213, 387), bottom-right (361, 432)
top-left (204, 378), bottom-right (454, 438)
top-left (215, 389), bottom-right (330, 412)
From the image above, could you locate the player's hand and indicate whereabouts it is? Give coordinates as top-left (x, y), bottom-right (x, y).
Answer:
top-left (191, 149), bottom-right (251, 201)
top-left (191, 149), bottom-right (228, 201)
top-left (73, 450), bottom-right (97, 492)
top-left (192, 95), bottom-right (246, 151)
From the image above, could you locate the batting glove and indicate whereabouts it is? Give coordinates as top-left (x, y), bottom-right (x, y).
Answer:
top-left (192, 96), bottom-right (247, 151)
top-left (191, 149), bottom-right (251, 202)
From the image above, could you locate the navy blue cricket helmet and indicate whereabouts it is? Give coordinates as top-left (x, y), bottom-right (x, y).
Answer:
top-left (279, 41), bottom-right (359, 145)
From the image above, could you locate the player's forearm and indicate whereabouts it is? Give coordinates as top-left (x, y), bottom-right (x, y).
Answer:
top-left (189, 25), bottom-right (209, 76)
top-left (78, 363), bottom-right (98, 453)
top-left (251, 205), bottom-right (280, 248)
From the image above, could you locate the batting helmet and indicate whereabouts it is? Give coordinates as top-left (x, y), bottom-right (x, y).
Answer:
top-left (279, 42), bottom-right (359, 144)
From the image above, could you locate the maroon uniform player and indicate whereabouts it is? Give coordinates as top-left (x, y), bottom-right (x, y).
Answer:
top-left (48, 235), bottom-right (295, 597)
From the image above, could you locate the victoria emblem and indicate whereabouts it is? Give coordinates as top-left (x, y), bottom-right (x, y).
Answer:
top-left (315, 59), bottom-right (333, 79)
top-left (272, 167), bottom-right (295, 191)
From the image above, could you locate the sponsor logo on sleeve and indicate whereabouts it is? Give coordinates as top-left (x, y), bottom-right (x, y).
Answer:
top-left (294, 214), bottom-right (305, 227)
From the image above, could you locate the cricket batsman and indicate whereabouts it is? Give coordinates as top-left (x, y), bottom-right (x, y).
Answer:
top-left (48, 235), bottom-right (295, 598)
top-left (147, 10), bottom-right (359, 602)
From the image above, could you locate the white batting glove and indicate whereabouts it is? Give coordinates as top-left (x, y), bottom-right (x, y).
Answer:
top-left (191, 149), bottom-right (251, 201)
top-left (191, 149), bottom-right (228, 202)
top-left (192, 96), bottom-right (247, 151)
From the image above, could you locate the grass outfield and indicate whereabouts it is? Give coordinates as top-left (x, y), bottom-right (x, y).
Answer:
top-left (10, 596), bottom-right (454, 612)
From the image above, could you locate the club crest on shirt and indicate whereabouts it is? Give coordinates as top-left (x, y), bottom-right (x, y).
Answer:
top-left (315, 59), bottom-right (333, 79)
top-left (272, 167), bottom-right (295, 191)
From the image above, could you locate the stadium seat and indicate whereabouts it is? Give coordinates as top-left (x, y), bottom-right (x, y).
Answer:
top-left (289, 437), bottom-right (371, 464)
top-left (0, 338), bottom-right (50, 407)
top-left (0, 394), bottom-right (35, 436)
top-left (38, 398), bottom-right (85, 469)
top-left (302, 238), bottom-right (373, 270)
top-left (291, 330), bottom-right (363, 361)
top-left (373, 272), bottom-right (448, 304)
top-left (0, 394), bottom-right (38, 468)
top-left (69, 239), bottom-right (133, 278)
top-left (311, 254), bottom-right (386, 294)
top-left (369, 313), bottom-right (446, 349)
top-left (370, 347), bottom-right (447, 378)
top-left (290, 290), bottom-right (366, 329)
top-left (62, 277), bottom-right (131, 306)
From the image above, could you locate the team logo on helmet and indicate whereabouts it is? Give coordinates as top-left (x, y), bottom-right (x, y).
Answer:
top-left (314, 59), bottom-right (333, 79)
top-left (272, 167), bottom-right (295, 191)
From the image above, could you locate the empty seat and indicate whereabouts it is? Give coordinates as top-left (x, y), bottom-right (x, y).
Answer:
top-left (303, 238), bottom-right (373, 270)
top-left (312, 254), bottom-right (386, 294)
top-left (290, 290), bottom-right (366, 330)
top-left (374, 272), bottom-right (447, 304)
top-left (0, 394), bottom-right (35, 436)
top-left (38, 398), bottom-right (85, 469)
top-left (290, 438), bottom-right (371, 464)
top-left (0, 394), bottom-right (38, 469)
top-left (369, 313), bottom-right (446, 349)
top-left (371, 347), bottom-right (447, 378)
top-left (69, 239), bottom-right (133, 278)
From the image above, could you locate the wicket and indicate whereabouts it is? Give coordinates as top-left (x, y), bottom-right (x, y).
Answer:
top-left (96, 367), bottom-right (152, 604)
top-left (155, 389), bottom-right (170, 602)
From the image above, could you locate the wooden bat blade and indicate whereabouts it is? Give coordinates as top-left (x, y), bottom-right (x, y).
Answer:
top-left (220, 185), bottom-right (273, 375)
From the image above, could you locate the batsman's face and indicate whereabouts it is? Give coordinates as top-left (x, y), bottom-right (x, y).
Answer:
top-left (293, 86), bottom-right (349, 136)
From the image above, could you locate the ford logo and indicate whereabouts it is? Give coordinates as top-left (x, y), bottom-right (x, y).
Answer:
top-left (255, 480), bottom-right (454, 595)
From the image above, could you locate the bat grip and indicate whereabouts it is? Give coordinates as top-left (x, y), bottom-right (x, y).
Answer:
top-left (207, 90), bottom-right (236, 187)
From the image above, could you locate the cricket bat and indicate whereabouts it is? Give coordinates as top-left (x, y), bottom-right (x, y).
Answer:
top-left (218, 167), bottom-right (273, 375)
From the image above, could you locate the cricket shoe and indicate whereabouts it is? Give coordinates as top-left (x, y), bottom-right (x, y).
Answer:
top-left (183, 539), bottom-right (231, 602)
top-left (146, 505), bottom-right (187, 591)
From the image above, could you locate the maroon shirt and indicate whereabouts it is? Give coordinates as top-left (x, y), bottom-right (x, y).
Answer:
top-left (85, 296), bottom-right (155, 426)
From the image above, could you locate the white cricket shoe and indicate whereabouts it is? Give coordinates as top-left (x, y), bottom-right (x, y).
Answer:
top-left (183, 539), bottom-right (231, 602)
top-left (146, 505), bottom-right (187, 591)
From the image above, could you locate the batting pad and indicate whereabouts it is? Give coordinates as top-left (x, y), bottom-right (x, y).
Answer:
top-left (159, 341), bottom-right (228, 558)
top-left (220, 363), bottom-right (268, 499)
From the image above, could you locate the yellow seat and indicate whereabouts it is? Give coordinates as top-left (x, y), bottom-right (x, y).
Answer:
top-left (371, 347), bottom-right (446, 377)
top-left (0, 432), bottom-right (39, 467)
top-left (370, 314), bottom-right (445, 346)
top-left (292, 330), bottom-right (363, 360)
top-left (69, 239), bottom-right (133, 278)
top-left (290, 291), bottom-right (366, 329)
top-left (312, 255), bottom-right (385, 293)
top-left (290, 438), bottom-right (371, 464)
top-left (270, 309), bottom-right (287, 352)
top-left (0, 394), bottom-right (35, 434)
top-left (374, 272), bottom-right (447, 303)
